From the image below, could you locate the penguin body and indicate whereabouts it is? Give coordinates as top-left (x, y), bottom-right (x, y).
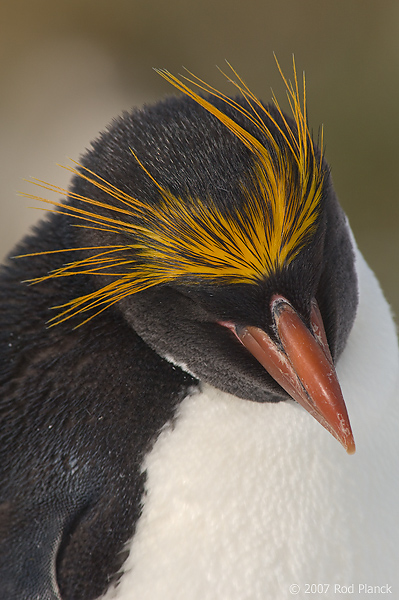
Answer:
top-left (0, 209), bottom-right (197, 599)
top-left (102, 247), bottom-right (399, 600)
top-left (1, 67), bottom-right (398, 599)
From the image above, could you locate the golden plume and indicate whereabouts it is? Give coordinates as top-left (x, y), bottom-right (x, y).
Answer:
top-left (20, 57), bottom-right (326, 326)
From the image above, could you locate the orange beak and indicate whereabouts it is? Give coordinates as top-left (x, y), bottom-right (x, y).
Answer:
top-left (229, 295), bottom-right (355, 454)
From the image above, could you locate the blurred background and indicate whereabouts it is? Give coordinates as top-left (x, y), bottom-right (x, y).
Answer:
top-left (1, 0), bottom-right (398, 316)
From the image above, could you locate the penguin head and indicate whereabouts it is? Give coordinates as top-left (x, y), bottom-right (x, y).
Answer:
top-left (26, 62), bottom-right (358, 452)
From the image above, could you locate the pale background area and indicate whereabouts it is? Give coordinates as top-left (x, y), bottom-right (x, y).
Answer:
top-left (1, 0), bottom-right (398, 317)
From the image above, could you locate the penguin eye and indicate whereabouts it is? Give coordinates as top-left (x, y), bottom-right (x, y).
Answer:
top-left (168, 281), bottom-right (214, 303)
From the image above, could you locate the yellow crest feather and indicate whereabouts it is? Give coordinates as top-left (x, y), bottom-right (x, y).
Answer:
top-left (21, 57), bottom-right (326, 326)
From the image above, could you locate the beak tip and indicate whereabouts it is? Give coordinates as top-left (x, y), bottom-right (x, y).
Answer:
top-left (345, 438), bottom-right (356, 455)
